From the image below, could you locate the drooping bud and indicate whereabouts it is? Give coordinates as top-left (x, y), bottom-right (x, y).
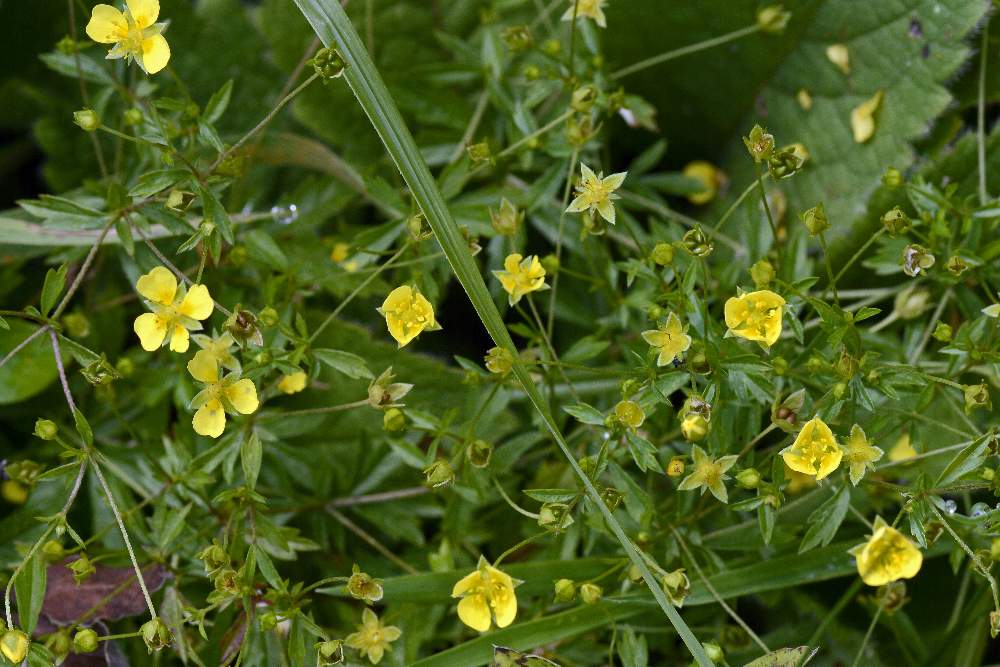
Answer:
top-left (484, 347), bottom-right (513, 376)
top-left (382, 408), bottom-right (406, 433)
top-left (68, 554), bottom-right (96, 584)
top-left (571, 85), bottom-right (598, 113)
top-left (662, 568), bottom-right (690, 607)
top-left (538, 503), bottom-right (574, 532)
top-left (880, 206), bottom-right (911, 236)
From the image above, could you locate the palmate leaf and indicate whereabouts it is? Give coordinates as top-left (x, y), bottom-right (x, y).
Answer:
top-left (610, 0), bottom-right (987, 260)
top-left (291, 1), bottom-right (711, 664)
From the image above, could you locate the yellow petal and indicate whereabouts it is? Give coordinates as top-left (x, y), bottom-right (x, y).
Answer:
top-left (457, 594), bottom-right (492, 632)
top-left (225, 379), bottom-right (259, 414)
top-left (491, 587), bottom-right (517, 628)
top-left (851, 90), bottom-right (883, 144)
top-left (193, 400), bottom-right (226, 438)
top-left (826, 43), bottom-right (850, 74)
top-left (177, 284), bottom-right (213, 320)
top-left (169, 324), bottom-right (190, 352)
top-left (126, 0), bottom-right (160, 27)
top-left (141, 34), bottom-right (171, 74)
top-left (134, 312), bottom-right (167, 351)
top-left (187, 349), bottom-right (219, 383)
top-left (451, 571), bottom-right (481, 597)
top-left (278, 371), bottom-right (308, 394)
top-left (136, 266), bottom-right (177, 305)
top-left (86, 4), bottom-right (127, 43)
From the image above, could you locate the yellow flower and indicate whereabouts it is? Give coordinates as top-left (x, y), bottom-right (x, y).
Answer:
top-left (614, 400), bottom-right (644, 430)
top-left (0, 628), bottom-right (29, 664)
top-left (278, 371), bottom-right (308, 395)
top-left (451, 556), bottom-right (519, 632)
top-left (682, 161), bottom-right (724, 205)
top-left (566, 164), bottom-right (627, 225)
top-left (842, 424), bottom-right (884, 485)
top-left (780, 416), bottom-right (842, 480)
top-left (560, 0), bottom-right (607, 28)
top-left (378, 285), bottom-right (440, 347)
top-left (187, 350), bottom-right (258, 438)
top-left (133, 266), bottom-right (213, 353)
top-left (191, 332), bottom-right (239, 371)
top-left (826, 43), bottom-right (850, 74)
top-left (494, 253), bottom-right (548, 305)
top-left (851, 90), bottom-right (884, 144)
top-left (86, 0), bottom-right (170, 74)
top-left (642, 312), bottom-right (692, 366)
top-left (848, 516), bottom-right (923, 587)
top-left (680, 413), bottom-right (709, 442)
top-left (330, 242), bottom-right (350, 263)
top-left (724, 289), bottom-right (785, 347)
top-left (344, 608), bottom-right (401, 665)
top-left (888, 433), bottom-right (917, 462)
top-left (677, 445), bottom-right (738, 503)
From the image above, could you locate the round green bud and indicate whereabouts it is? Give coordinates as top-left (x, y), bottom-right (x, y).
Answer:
top-left (258, 610), bottom-right (278, 632)
top-left (750, 259), bottom-right (775, 287)
top-left (73, 628), bottom-right (99, 654)
top-left (553, 578), bottom-right (577, 602)
top-left (1, 628), bottom-right (29, 664)
top-left (736, 468), bottom-right (761, 489)
top-left (651, 242), bottom-right (675, 266)
top-left (140, 618), bottom-right (172, 652)
top-left (258, 307), bottom-right (279, 328)
top-left (73, 109), bottom-right (100, 132)
top-left (123, 108), bottom-right (144, 126)
top-left (34, 419), bottom-right (58, 441)
top-left (383, 408), bottom-right (406, 433)
top-left (579, 582), bottom-right (603, 604)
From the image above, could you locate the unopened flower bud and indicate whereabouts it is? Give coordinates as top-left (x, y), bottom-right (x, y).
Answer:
top-left (571, 85), bottom-right (598, 113)
top-left (613, 400), bottom-right (645, 430)
top-left (466, 439), bottom-right (493, 468)
top-left (800, 202), bottom-right (829, 236)
top-left (1, 628), bottom-right (29, 664)
top-left (932, 322), bottom-right (952, 342)
top-left (485, 346), bottom-right (513, 375)
top-left (140, 618), bottom-right (172, 652)
top-left (894, 286), bottom-right (931, 319)
top-left (736, 468), bottom-right (761, 489)
top-left (882, 167), bottom-right (903, 189)
top-left (467, 141), bottom-right (493, 165)
top-left (489, 198), bottom-right (523, 236)
top-left (73, 109), bottom-right (100, 132)
top-left (680, 414), bottom-right (709, 442)
top-left (662, 568), bottom-right (690, 607)
top-left (347, 564), bottom-right (384, 604)
top-left (42, 539), bottom-right (65, 562)
top-left (681, 227), bottom-right (714, 257)
top-left (197, 541), bottom-right (229, 574)
top-left (553, 578), bottom-right (577, 602)
top-left (63, 312), bottom-right (91, 338)
top-left (750, 259), bottom-right (775, 288)
top-left (258, 306), bottom-right (279, 327)
top-left (651, 242), bottom-right (675, 266)
top-left (703, 641), bottom-right (725, 663)
top-left (579, 582), bottom-right (603, 604)
top-left (34, 419), bottom-right (58, 441)
top-left (756, 4), bottom-right (791, 33)
top-left (69, 554), bottom-right (96, 584)
top-left (382, 408), bottom-right (406, 433)
top-left (423, 459), bottom-right (454, 488)
top-left (74, 628), bottom-right (99, 653)
top-left (310, 47), bottom-right (347, 81)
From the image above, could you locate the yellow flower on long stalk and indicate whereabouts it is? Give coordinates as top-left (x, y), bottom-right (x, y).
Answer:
top-left (378, 285), bottom-right (440, 348)
top-left (344, 608), bottom-right (401, 665)
top-left (494, 253), bottom-right (548, 305)
top-left (560, 0), bottom-right (608, 27)
top-left (848, 516), bottom-right (923, 586)
top-left (724, 289), bottom-right (785, 347)
top-left (641, 312), bottom-right (692, 366)
top-left (451, 556), bottom-right (520, 632)
top-left (780, 416), bottom-right (842, 480)
top-left (133, 266), bottom-right (213, 353)
top-left (187, 350), bottom-right (258, 438)
top-left (677, 445), bottom-right (738, 503)
top-left (566, 164), bottom-right (627, 225)
top-left (86, 0), bottom-right (171, 74)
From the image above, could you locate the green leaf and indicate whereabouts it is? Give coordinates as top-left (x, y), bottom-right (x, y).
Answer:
top-left (40, 263), bottom-right (68, 317)
top-left (241, 432), bottom-right (263, 490)
top-left (292, 2), bottom-right (713, 661)
top-left (314, 348), bottom-right (374, 379)
top-left (73, 408), bottom-right (93, 447)
top-left (204, 79), bottom-right (234, 125)
top-left (244, 229), bottom-right (289, 271)
top-left (625, 431), bottom-right (660, 473)
top-left (0, 322), bottom-right (60, 405)
top-left (15, 551), bottom-right (46, 635)
top-left (562, 402), bottom-right (605, 426)
top-left (522, 489), bottom-right (578, 504)
top-left (799, 486), bottom-right (850, 553)
top-left (199, 186), bottom-right (234, 244)
top-left (129, 169), bottom-right (191, 198)
top-left (253, 545), bottom-right (285, 592)
top-left (562, 336), bottom-right (610, 363)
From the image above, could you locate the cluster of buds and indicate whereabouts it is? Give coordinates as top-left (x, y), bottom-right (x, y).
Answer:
top-left (742, 124), bottom-right (805, 179)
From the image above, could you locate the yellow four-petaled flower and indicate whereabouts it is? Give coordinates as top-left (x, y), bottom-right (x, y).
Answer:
top-left (378, 285), bottom-right (440, 347)
top-left (780, 416), bottom-right (842, 480)
top-left (494, 254), bottom-right (548, 305)
top-left (451, 556), bottom-right (519, 632)
top-left (724, 289), bottom-right (785, 347)
top-left (86, 0), bottom-right (171, 74)
top-left (133, 266), bottom-right (213, 353)
top-left (187, 350), bottom-right (259, 438)
top-left (849, 516), bottom-right (923, 586)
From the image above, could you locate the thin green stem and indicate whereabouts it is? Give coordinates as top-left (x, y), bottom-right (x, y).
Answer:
top-left (258, 398), bottom-right (369, 421)
top-left (979, 18), bottom-right (991, 205)
top-left (326, 506), bottom-right (418, 574)
top-left (611, 24), bottom-right (761, 79)
top-left (818, 233), bottom-right (840, 306)
top-left (929, 502), bottom-right (1000, 611)
top-left (546, 150), bottom-right (579, 338)
top-left (805, 578), bottom-right (862, 646)
top-left (832, 228), bottom-right (885, 285)
top-left (527, 295), bottom-right (580, 402)
top-left (493, 478), bottom-right (541, 520)
top-left (756, 163), bottom-right (779, 242)
top-left (712, 179), bottom-right (758, 236)
top-left (493, 532), bottom-right (548, 566)
top-left (851, 600), bottom-right (885, 667)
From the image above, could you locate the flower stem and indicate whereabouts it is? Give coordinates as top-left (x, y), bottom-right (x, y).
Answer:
top-left (611, 24), bottom-right (761, 80)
